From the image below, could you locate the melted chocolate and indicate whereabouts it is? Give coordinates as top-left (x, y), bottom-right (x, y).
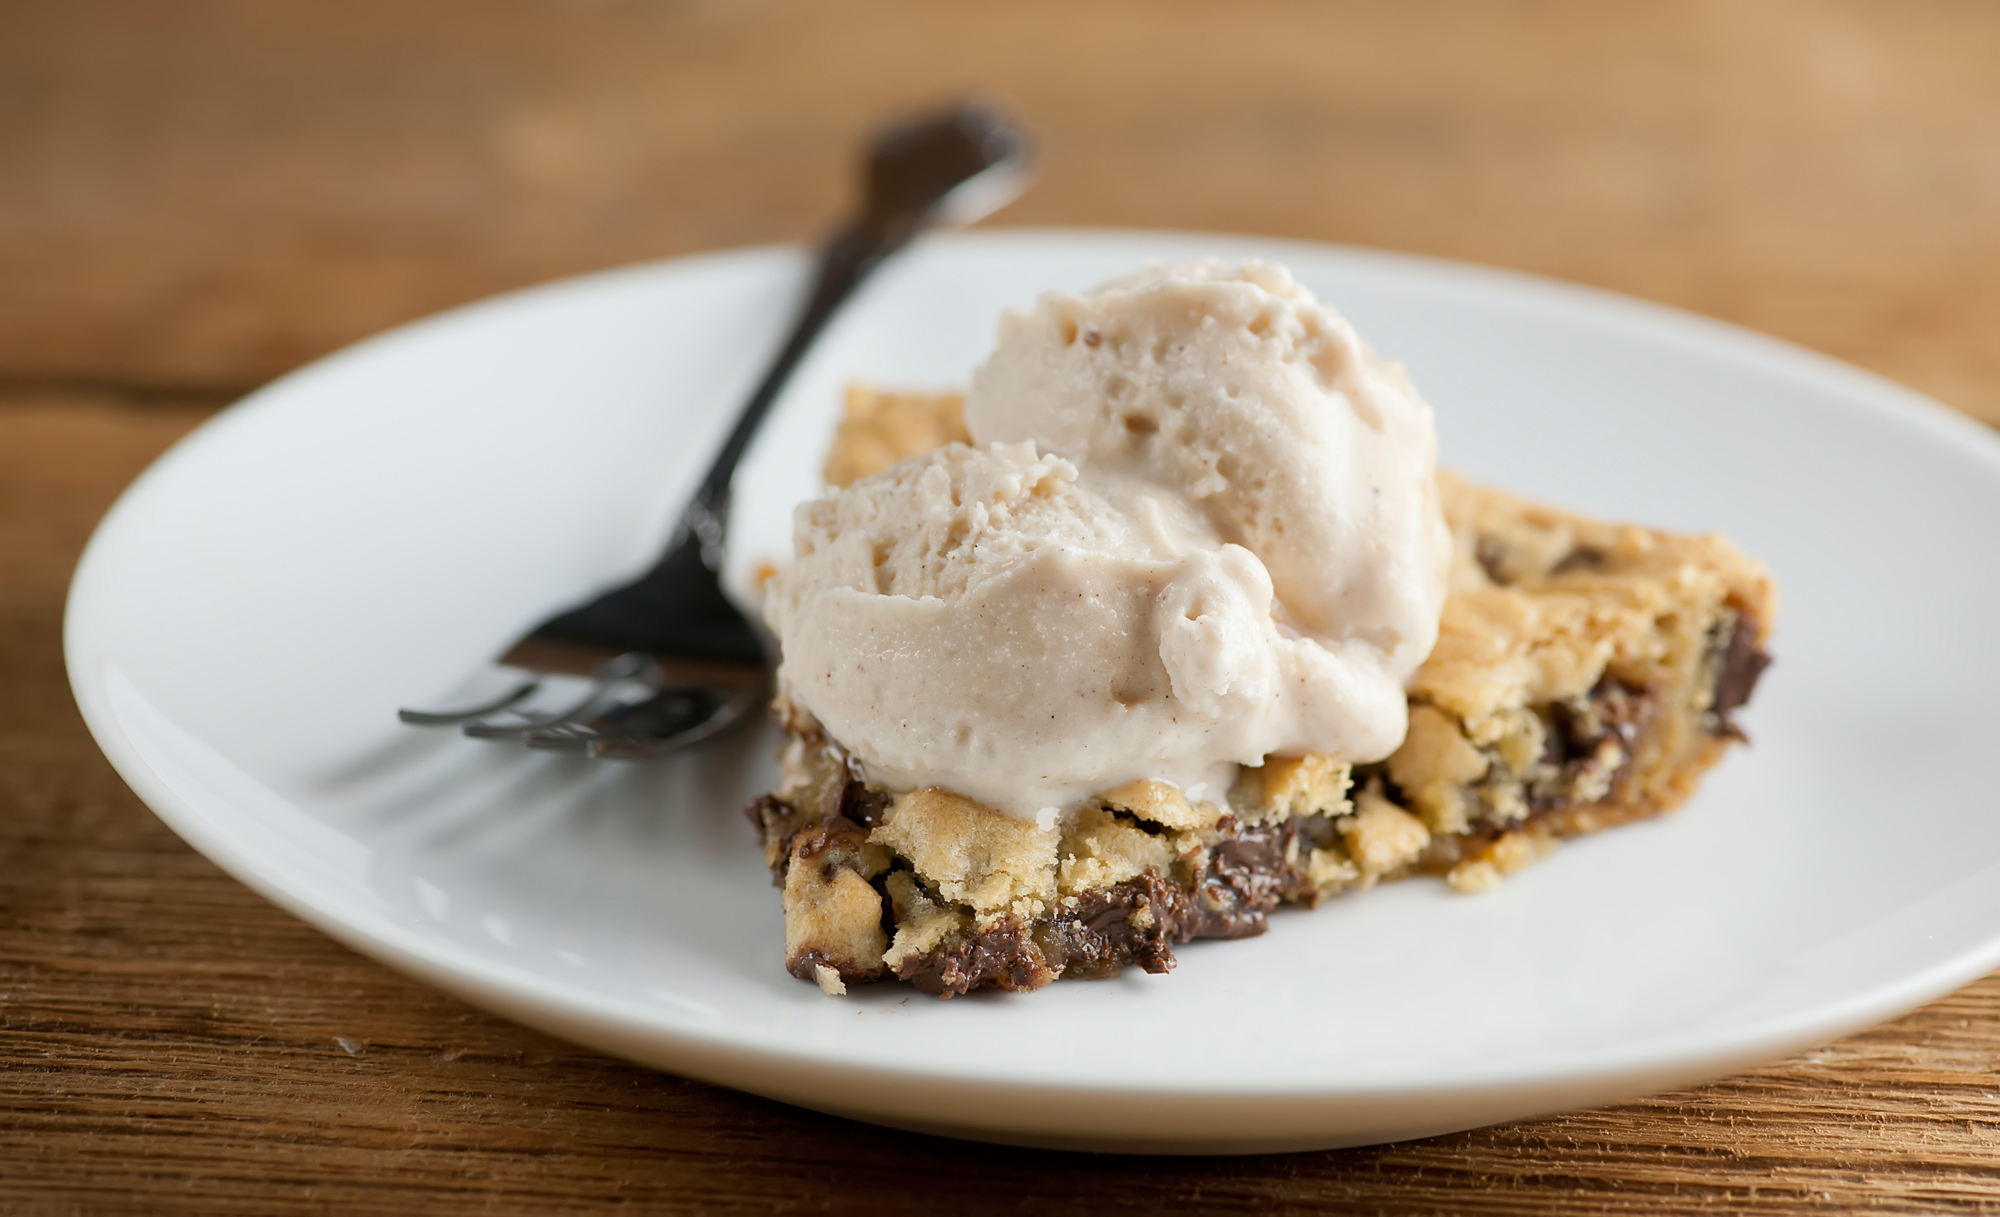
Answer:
top-left (1711, 612), bottom-right (1772, 739)
top-left (896, 919), bottom-right (1052, 997)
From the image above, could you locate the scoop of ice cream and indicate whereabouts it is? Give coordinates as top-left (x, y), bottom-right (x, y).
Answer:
top-left (764, 260), bottom-right (1450, 819)
top-left (763, 441), bottom-right (1410, 817)
top-left (968, 259), bottom-right (1449, 674)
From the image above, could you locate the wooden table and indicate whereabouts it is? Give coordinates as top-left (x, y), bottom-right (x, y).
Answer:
top-left (6, 2), bottom-right (2000, 1210)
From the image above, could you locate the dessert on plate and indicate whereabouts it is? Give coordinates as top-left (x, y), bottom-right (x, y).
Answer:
top-left (746, 261), bottom-right (1774, 998)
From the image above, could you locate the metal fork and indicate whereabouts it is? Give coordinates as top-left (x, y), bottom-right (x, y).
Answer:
top-left (399, 103), bottom-right (1031, 757)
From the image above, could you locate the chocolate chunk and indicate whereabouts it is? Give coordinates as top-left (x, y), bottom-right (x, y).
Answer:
top-left (1529, 677), bottom-right (1656, 813)
top-left (1185, 819), bottom-right (1301, 940)
top-left (744, 794), bottom-right (785, 846)
top-left (785, 948), bottom-right (842, 985)
top-left (894, 811), bottom-right (1326, 995)
top-left (1537, 715), bottom-right (1568, 769)
top-left (1711, 613), bottom-right (1772, 738)
top-left (896, 919), bottom-right (1054, 998)
top-left (1549, 678), bottom-right (1651, 759)
top-left (790, 815), bottom-right (871, 878)
top-left (835, 755), bottom-right (895, 828)
top-left (1213, 823), bottom-right (1287, 873)
top-left (837, 777), bottom-right (893, 828)
top-left (746, 794), bottom-right (812, 884)
top-left (1551, 544), bottom-right (1609, 575)
top-left (1474, 536), bottom-right (1512, 585)
top-left (1051, 870), bottom-right (1188, 979)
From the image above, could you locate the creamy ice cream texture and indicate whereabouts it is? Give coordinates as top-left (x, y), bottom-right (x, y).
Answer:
top-left (764, 260), bottom-right (1451, 818)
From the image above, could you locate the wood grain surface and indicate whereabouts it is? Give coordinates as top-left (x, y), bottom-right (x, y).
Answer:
top-left (6, 2), bottom-right (2000, 1211)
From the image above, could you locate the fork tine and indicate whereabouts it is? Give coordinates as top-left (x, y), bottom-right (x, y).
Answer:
top-left (411, 650), bottom-right (762, 758)
top-left (567, 681), bottom-right (764, 758)
top-left (522, 725), bottom-right (597, 752)
top-left (460, 685), bottom-right (605, 739)
top-left (398, 680), bottom-right (542, 726)
top-left (461, 653), bottom-right (662, 739)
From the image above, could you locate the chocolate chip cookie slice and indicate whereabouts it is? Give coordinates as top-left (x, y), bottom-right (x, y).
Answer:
top-left (741, 390), bottom-right (1774, 998)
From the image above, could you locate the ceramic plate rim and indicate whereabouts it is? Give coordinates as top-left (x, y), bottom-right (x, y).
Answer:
top-left (63, 228), bottom-right (2000, 1144)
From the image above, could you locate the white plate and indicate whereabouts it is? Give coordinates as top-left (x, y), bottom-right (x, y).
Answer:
top-left (66, 230), bottom-right (2000, 1154)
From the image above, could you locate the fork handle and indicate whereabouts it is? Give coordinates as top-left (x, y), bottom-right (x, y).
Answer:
top-left (682, 101), bottom-right (1028, 554)
top-left (676, 216), bottom-right (911, 557)
top-left (531, 104), bottom-right (1026, 665)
